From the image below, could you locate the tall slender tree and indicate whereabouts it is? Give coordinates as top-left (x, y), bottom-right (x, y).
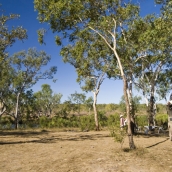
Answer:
top-left (35, 0), bottom-right (142, 149)
top-left (61, 34), bottom-right (114, 130)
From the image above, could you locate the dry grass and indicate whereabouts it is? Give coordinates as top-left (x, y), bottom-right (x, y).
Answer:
top-left (0, 129), bottom-right (171, 172)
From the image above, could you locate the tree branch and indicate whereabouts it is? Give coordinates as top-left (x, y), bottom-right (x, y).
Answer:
top-left (89, 26), bottom-right (113, 51)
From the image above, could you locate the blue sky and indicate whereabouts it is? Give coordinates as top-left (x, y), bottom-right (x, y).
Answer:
top-left (1, 0), bottom-right (164, 104)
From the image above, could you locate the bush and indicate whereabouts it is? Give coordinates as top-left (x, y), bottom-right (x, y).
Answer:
top-left (107, 113), bottom-right (120, 127)
top-left (79, 115), bottom-right (95, 131)
top-left (69, 115), bottom-right (79, 128)
top-left (98, 111), bottom-right (108, 127)
top-left (39, 116), bottom-right (50, 128)
top-left (0, 116), bottom-right (14, 129)
top-left (155, 114), bottom-right (168, 126)
top-left (109, 125), bottom-right (127, 148)
top-left (135, 115), bottom-right (147, 128)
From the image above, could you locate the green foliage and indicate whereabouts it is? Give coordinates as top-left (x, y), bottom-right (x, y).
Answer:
top-left (109, 125), bottom-right (127, 148)
top-left (36, 112), bottom-right (110, 131)
top-left (34, 84), bottom-right (62, 116)
top-left (0, 11), bottom-right (27, 58)
top-left (119, 96), bottom-right (126, 112)
top-left (135, 115), bottom-right (148, 128)
top-left (156, 104), bottom-right (167, 113)
top-left (155, 114), bottom-right (168, 126)
top-left (79, 115), bottom-right (95, 131)
top-left (98, 111), bottom-right (108, 127)
top-left (105, 104), bottom-right (117, 112)
top-left (0, 116), bottom-right (13, 126)
top-left (55, 35), bottom-right (61, 45)
top-left (39, 116), bottom-right (49, 128)
top-left (68, 91), bottom-right (86, 115)
top-left (97, 104), bottom-right (106, 111)
top-left (119, 95), bottom-right (141, 114)
top-left (0, 9), bottom-right (27, 116)
top-left (84, 96), bottom-right (93, 112)
top-left (57, 100), bottom-right (74, 117)
top-left (107, 114), bottom-right (120, 127)
top-left (37, 29), bottom-right (46, 45)
top-left (49, 117), bottom-right (69, 128)
top-left (2, 48), bottom-right (58, 129)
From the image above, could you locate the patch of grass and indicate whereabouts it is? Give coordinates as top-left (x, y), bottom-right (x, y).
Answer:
top-left (132, 147), bottom-right (148, 157)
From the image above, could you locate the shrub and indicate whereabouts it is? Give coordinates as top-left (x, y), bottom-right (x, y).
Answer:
top-left (79, 115), bottom-right (95, 131)
top-left (98, 111), bottom-right (108, 127)
top-left (135, 115), bottom-right (147, 128)
top-left (155, 114), bottom-right (168, 126)
top-left (107, 113), bottom-right (120, 127)
top-left (0, 116), bottom-right (14, 129)
top-left (39, 116), bottom-right (49, 128)
top-left (109, 125), bottom-right (127, 148)
top-left (69, 116), bottom-right (79, 128)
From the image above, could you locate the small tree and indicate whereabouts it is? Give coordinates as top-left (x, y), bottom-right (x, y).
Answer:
top-left (34, 84), bottom-right (62, 117)
top-left (69, 91), bottom-right (86, 115)
top-left (6, 48), bottom-right (57, 129)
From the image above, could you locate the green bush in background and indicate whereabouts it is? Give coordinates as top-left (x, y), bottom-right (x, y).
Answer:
top-left (0, 116), bottom-right (14, 129)
top-left (109, 125), bottom-right (127, 148)
top-left (39, 116), bottom-right (49, 128)
top-left (107, 113), bottom-right (120, 127)
top-left (98, 111), bottom-right (108, 127)
top-left (135, 115), bottom-right (147, 129)
top-left (79, 115), bottom-right (95, 131)
top-left (155, 114), bottom-right (168, 129)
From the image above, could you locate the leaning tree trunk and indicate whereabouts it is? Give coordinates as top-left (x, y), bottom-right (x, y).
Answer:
top-left (114, 50), bottom-right (135, 149)
top-left (93, 92), bottom-right (99, 131)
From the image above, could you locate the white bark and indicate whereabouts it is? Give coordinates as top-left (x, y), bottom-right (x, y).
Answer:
top-left (0, 102), bottom-right (6, 116)
top-left (93, 91), bottom-right (99, 130)
top-left (15, 93), bottom-right (20, 129)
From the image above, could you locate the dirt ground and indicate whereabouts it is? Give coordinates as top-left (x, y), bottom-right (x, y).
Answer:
top-left (0, 129), bottom-right (172, 172)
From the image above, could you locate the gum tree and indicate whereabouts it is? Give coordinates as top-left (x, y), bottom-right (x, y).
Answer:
top-left (0, 9), bottom-right (27, 116)
top-left (61, 34), bottom-right (113, 130)
top-left (133, 2), bottom-right (172, 126)
top-left (34, 0), bottom-right (142, 149)
top-left (34, 84), bottom-right (62, 117)
top-left (7, 48), bottom-right (57, 129)
top-left (34, 0), bottom-right (145, 149)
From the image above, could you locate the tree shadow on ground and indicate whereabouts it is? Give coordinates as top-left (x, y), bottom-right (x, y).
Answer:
top-left (145, 138), bottom-right (169, 148)
top-left (0, 131), bottom-right (110, 145)
top-left (0, 129), bottom-right (49, 136)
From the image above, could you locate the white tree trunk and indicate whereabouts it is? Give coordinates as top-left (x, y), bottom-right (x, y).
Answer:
top-left (93, 92), bottom-right (99, 131)
top-left (114, 50), bottom-right (135, 149)
top-left (15, 93), bottom-right (20, 129)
